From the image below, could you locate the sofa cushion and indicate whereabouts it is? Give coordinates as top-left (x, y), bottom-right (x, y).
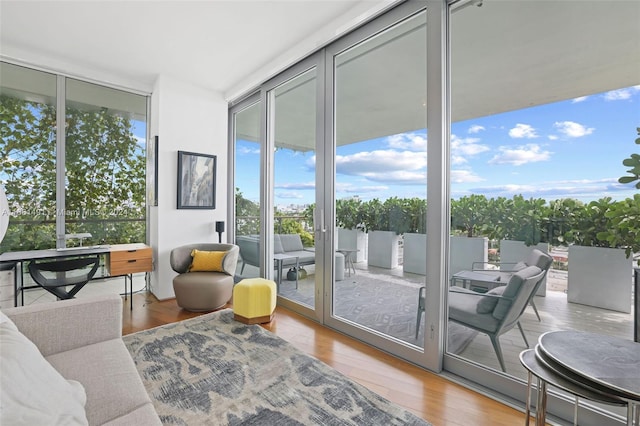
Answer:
top-left (448, 288), bottom-right (500, 333)
top-left (189, 249), bottom-right (227, 272)
top-left (279, 234), bottom-right (304, 252)
top-left (0, 311), bottom-right (89, 425)
top-left (46, 338), bottom-right (154, 426)
top-left (273, 235), bottom-right (284, 254)
top-left (476, 286), bottom-right (505, 314)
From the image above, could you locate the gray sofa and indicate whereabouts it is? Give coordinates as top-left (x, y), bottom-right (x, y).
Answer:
top-left (2, 294), bottom-right (160, 425)
top-left (237, 234), bottom-right (344, 281)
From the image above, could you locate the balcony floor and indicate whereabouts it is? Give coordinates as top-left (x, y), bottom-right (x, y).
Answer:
top-left (269, 262), bottom-right (635, 383)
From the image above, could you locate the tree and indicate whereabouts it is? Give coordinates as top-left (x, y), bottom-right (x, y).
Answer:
top-left (235, 188), bottom-right (260, 235)
top-left (618, 127), bottom-right (640, 189)
top-left (1, 94), bottom-right (146, 251)
top-left (451, 195), bottom-right (491, 237)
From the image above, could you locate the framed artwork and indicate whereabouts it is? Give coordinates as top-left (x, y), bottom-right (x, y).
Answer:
top-left (177, 150), bottom-right (216, 209)
top-left (147, 135), bottom-right (159, 206)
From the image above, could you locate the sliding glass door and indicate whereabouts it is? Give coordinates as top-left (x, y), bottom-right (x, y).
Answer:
top-left (264, 57), bottom-right (323, 315)
top-left (323, 5), bottom-right (431, 363)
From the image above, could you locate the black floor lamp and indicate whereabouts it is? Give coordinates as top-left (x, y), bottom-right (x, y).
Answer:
top-left (215, 221), bottom-right (225, 243)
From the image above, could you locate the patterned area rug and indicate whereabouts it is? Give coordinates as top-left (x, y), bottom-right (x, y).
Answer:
top-left (124, 310), bottom-right (431, 426)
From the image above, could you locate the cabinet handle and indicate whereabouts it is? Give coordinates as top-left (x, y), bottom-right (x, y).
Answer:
top-left (128, 259), bottom-right (137, 263)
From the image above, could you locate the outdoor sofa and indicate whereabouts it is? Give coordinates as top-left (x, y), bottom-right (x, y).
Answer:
top-left (237, 234), bottom-right (344, 281)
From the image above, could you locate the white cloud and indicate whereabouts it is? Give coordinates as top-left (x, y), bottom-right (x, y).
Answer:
top-left (547, 135), bottom-right (559, 140)
top-left (468, 125), bottom-right (485, 134)
top-left (488, 144), bottom-right (551, 166)
top-left (275, 192), bottom-right (304, 200)
top-left (451, 169), bottom-right (484, 183)
top-left (571, 96), bottom-right (588, 103)
top-left (509, 123), bottom-right (539, 139)
top-left (554, 121), bottom-right (594, 138)
top-left (275, 182), bottom-right (315, 190)
top-left (334, 149), bottom-right (428, 185)
top-left (336, 150), bottom-right (426, 175)
top-left (386, 132), bottom-right (427, 151)
top-left (603, 85), bottom-right (640, 101)
top-left (451, 135), bottom-right (489, 156)
top-left (469, 178), bottom-right (632, 201)
top-left (238, 145), bottom-right (260, 155)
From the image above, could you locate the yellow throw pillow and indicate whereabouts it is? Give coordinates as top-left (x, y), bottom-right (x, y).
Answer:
top-left (189, 249), bottom-right (227, 272)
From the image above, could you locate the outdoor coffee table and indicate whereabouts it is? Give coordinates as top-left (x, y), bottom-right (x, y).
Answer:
top-left (273, 253), bottom-right (299, 288)
top-left (451, 270), bottom-right (502, 292)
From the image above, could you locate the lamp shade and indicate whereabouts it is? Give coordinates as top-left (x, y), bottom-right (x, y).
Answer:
top-left (0, 185), bottom-right (8, 244)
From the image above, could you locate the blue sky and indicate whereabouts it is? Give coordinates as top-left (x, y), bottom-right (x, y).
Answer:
top-left (236, 85), bottom-right (640, 206)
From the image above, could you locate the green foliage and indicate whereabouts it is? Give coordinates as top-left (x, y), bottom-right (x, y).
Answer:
top-left (618, 127), bottom-right (640, 189)
top-left (451, 195), bottom-right (491, 237)
top-left (277, 218), bottom-right (314, 247)
top-left (596, 194), bottom-right (640, 262)
top-left (542, 198), bottom-right (584, 245)
top-left (335, 198), bottom-right (364, 230)
top-left (566, 197), bottom-right (614, 247)
top-left (0, 94), bottom-right (146, 251)
top-left (235, 188), bottom-right (260, 235)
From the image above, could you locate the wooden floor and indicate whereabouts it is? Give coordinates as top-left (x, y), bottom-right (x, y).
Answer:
top-left (122, 291), bottom-right (532, 426)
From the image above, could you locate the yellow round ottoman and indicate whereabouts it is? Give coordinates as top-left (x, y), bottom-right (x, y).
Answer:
top-left (233, 278), bottom-right (277, 324)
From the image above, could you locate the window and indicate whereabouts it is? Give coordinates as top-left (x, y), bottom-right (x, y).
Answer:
top-left (0, 62), bottom-right (148, 252)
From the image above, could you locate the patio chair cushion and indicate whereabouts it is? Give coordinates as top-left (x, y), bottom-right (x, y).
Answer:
top-left (476, 287), bottom-right (505, 314)
top-left (527, 250), bottom-right (553, 271)
top-left (188, 249), bottom-right (227, 272)
top-left (493, 265), bottom-right (541, 320)
top-left (448, 288), bottom-right (501, 333)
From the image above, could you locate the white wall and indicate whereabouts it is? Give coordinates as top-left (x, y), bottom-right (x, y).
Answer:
top-left (149, 75), bottom-right (229, 300)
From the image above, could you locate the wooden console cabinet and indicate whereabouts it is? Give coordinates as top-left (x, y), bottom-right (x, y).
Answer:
top-left (107, 243), bottom-right (152, 276)
top-left (107, 243), bottom-right (152, 309)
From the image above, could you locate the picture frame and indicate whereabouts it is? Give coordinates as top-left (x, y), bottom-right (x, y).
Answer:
top-left (147, 135), bottom-right (159, 207)
top-left (177, 150), bottom-right (216, 209)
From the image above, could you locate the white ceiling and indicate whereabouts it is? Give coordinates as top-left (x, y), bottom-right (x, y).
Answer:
top-left (0, 0), bottom-right (392, 97)
top-left (1, 0), bottom-right (639, 151)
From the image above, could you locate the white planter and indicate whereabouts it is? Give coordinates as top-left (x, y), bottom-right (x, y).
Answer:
top-left (567, 245), bottom-right (632, 313)
top-left (336, 228), bottom-right (367, 262)
top-left (500, 240), bottom-right (549, 296)
top-left (403, 233), bottom-right (426, 275)
top-left (367, 230), bottom-right (399, 269)
top-left (450, 236), bottom-right (488, 279)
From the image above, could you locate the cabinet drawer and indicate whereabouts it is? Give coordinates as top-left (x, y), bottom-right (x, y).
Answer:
top-left (109, 247), bottom-right (152, 262)
top-left (108, 246), bottom-right (152, 276)
top-left (108, 257), bottom-right (152, 276)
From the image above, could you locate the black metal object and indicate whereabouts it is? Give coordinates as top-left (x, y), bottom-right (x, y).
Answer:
top-left (216, 221), bottom-right (224, 243)
top-left (28, 256), bottom-right (101, 300)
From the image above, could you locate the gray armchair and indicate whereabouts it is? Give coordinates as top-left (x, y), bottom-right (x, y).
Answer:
top-left (449, 265), bottom-right (545, 371)
top-left (416, 265), bottom-right (545, 372)
top-left (170, 243), bottom-right (239, 312)
top-left (470, 249), bottom-right (553, 321)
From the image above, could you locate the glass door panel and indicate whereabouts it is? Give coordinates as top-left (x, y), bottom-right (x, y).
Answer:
top-left (269, 68), bottom-right (318, 308)
top-left (447, 1), bottom-right (639, 422)
top-left (332, 11), bottom-right (427, 346)
top-left (234, 101), bottom-right (262, 279)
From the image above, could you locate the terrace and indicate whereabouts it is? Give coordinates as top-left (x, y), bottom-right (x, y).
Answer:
top-left (237, 240), bottom-right (637, 384)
